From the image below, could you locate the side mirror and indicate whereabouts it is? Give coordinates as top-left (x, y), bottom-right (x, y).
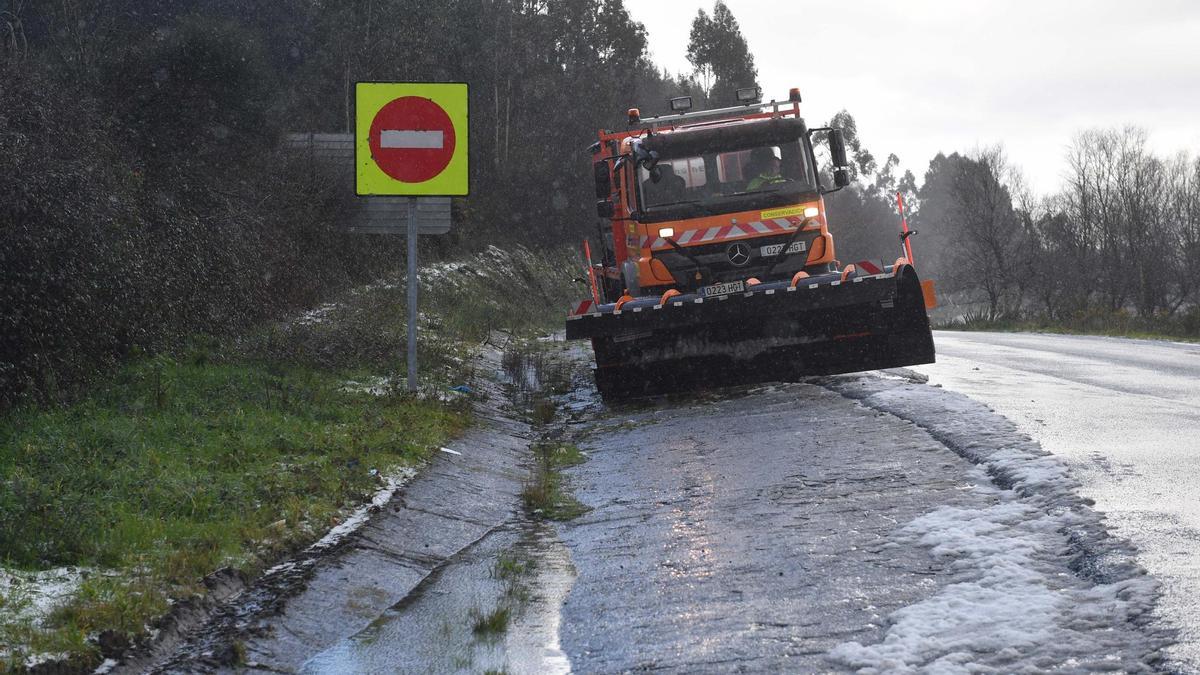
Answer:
top-left (596, 200), bottom-right (615, 218)
top-left (829, 129), bottom-right (848, 170)
top-left (833, 167), bottom-right (850, 188)
top-left (593, 162), bottom-right (611, 199)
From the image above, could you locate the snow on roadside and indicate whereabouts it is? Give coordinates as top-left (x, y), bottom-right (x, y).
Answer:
top-left (293, 302), bottom-right (340, 326)
top-left (824, 372), bottom-right (1170, 673)
top-left (262, 465), bottom-right (419, 578)
top-left (0, 567), bottom-right (103, 666)
top-left (0, 567), bottom-right (90, 632)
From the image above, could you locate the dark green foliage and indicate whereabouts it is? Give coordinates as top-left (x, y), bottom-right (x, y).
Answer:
top-left (4, 0), bottom-right (659, 406)
top-left (686, 1), bottom-right (758, 106)
top-left (916, 149), bottom-right (1028, 320)
top-left (810, 111), bottom-right (918, 265)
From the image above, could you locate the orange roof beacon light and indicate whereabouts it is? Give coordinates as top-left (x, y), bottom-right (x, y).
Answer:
top-left (566, 87), bottom-right (936, 399)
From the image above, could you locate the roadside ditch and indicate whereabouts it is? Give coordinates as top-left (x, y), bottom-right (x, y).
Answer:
top-left (112, 333), bottom-right (592, 674)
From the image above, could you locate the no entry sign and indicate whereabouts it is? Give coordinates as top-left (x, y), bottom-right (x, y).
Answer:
top-left (355, 82), bottom-right (469, 196)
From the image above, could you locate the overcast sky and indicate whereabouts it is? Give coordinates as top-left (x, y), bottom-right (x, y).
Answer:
top-left (624, 0), bottom-right (1200, 194)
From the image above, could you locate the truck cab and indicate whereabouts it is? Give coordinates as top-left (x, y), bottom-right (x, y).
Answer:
top-left (571, 88), bottom-right (933, 399)
top-left (591, 89), bottom-right (850, 303)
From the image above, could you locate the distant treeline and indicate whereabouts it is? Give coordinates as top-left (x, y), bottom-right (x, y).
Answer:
top-left (913, 132), bottom-right (1200, 334)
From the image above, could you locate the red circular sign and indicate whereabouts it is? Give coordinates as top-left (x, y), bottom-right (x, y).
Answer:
top-left (368, 96), bottom-right (456, 183)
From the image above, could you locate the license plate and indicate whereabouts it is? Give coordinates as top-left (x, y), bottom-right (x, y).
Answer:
top-left (759, 241), bottom-right (807, 257)
top-left (703, 280), bottom-right (745, 297)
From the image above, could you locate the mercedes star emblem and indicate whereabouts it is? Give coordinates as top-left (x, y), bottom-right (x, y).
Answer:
top-left (726, 242), bottom-right (751, 266)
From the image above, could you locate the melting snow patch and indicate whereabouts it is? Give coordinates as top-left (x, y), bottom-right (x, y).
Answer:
top-left (341, 376), bottom-right (398, 397)
top-left (293, 302), bottom-right (341, 326)
top-left (0, 566), bottom-right (90, 629)
top-left (339, 376), bottom-right (468, 403)
top-left (262, 465), bottom-right (420, 577)
top-left (0, 566), bottom-right (103, 665)
top-left (831, 501), bottom-right (1156, 672)
top-left (823, 374), bottom-right (1169, 673)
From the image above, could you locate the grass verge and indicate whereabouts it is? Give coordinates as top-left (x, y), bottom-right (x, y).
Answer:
top-left (934, 307), bottom-right (1200, 343)
top-left (0, 245), bottom-right (583, 671)
top-left (0, 355), bottom-right (467, 670)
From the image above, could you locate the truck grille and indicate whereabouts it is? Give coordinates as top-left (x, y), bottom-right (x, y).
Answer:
top-left (651, 232), bottom-right (820, 288)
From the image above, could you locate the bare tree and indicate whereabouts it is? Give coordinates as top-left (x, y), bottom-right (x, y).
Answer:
top-left (918, 147), bottom-right (1028, 320)
top-left (1061, 127), bottom-right (1187, 317)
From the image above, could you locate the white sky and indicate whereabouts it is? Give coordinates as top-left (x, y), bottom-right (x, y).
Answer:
top-left (625, 0), bottom-right (1200, 194)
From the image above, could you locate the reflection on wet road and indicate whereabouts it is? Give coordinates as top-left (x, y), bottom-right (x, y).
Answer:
top-left (554, 376), bottom-right (1165, 672)
top-left (302, 520), bottom-right (573, 675)
top-left (560, 384), bottom-right (980, 671)
top-left (916, 330), bottom-right (1200, 670)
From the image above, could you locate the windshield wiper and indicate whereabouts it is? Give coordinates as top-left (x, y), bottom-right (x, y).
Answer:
top-left (649, 199), bottom-right (712, 215)
top-left (652, 198), bottom-right (705, 207)
top-left (730, 184), bottom-right (789, 197)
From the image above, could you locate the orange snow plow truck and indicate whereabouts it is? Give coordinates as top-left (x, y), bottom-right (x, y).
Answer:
top-left (566, 88), bottom-right (936, 398)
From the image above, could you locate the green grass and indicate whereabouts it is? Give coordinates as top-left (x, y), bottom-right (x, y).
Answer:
top-left (0, 354), bottom-right (467, 669)
top-left (520, 442), bottom-right (589, 522)
top-left (469, 605), bottom-right (511, 639)
top-left (491, 552), bottom-right (531, 583)
top-left (0, 244), bottom-right (584, 670)
top-left (935, 307), bottom-right (1200, 343)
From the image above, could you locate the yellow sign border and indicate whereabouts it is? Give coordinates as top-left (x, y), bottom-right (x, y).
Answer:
top-left (355, 82), bottom-right (469, 196)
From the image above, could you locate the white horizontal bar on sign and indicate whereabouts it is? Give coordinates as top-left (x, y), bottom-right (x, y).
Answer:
top-left (347, 225), bottom-right (451, 235)
top-left (380, 130), bottom-right (443, 149)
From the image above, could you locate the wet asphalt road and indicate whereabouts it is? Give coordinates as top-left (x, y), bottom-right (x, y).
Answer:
top-left (551, 364), bottom-right (1167, 672)
top-left (558, 383), bottom-right (997, 672)
top-left (915, 330), bottom-right (1200, 670)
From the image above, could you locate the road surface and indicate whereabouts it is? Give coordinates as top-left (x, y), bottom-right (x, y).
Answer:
top-left (155, 334), bottom-right (1182, 673)
top-left (915, 330), bottom-right (1200, 670)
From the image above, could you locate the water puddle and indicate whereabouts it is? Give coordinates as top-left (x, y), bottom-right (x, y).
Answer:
top-left (300, 520), bottom-right (574, 674)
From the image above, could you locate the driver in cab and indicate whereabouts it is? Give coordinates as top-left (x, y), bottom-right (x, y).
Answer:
top-left (745, 146), bottom-right (786, 191)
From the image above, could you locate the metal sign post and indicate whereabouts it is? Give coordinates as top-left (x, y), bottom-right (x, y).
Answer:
top-left (353, 82), bottom-right (469, 394)
top-left (407, 197), bottom-right (419, 392)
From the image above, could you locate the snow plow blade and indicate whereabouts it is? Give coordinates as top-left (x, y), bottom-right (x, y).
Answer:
top-left (565, 266), bottom-right (935, 399)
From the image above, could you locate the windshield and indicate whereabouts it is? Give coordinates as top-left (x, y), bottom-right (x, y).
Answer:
top-left (638, 137), bottom-right (815, 213)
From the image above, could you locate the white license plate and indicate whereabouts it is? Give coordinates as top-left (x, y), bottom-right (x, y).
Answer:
top-left (703, 280), bottom-right (745, 297)
top-left (759, 241), bottom-right (807, 257)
